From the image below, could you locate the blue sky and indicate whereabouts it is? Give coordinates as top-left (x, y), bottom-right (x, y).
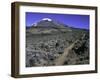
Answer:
top-left (26, 12), bottom-right (90, 29)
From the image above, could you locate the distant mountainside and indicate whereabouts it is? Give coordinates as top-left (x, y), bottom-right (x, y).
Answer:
top-left (32, 18), bottom-right (67, 28)
top-left (26, 18), bottom-right (73, 34)
top-left (26, 18), bottom-right (88, 35)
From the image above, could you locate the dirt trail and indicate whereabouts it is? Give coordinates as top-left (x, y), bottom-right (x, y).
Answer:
top-left (55, 40), bottom-right (78, 65)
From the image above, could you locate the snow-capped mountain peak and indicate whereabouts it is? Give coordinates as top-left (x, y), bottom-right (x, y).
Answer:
top-left (31, 18), bottom-right (69, 29)
top-left (42, 18), bottom-right (52, 21)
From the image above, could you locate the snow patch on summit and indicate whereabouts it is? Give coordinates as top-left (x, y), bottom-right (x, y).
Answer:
top-left (42, 18), bottom-right (52, 21)
top-left (32, 22), bottom-right (37, 26)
